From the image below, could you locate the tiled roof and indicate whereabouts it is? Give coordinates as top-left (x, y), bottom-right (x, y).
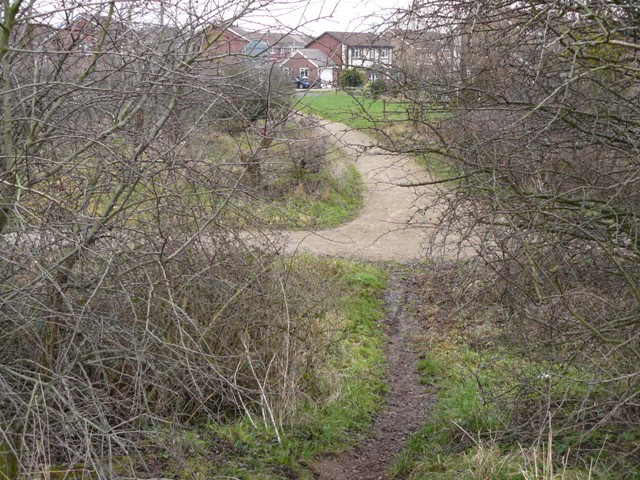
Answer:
top-left (296, 48), bottom-right (335, 66)
top-left (250, 31), bottom-right (312, 46)
top-left (318, 31), bottom-right (392, 47)
top-left (227, 25), bottom-right (252, 40)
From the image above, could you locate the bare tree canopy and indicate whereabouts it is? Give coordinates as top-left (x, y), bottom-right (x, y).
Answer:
top-left (383, 0), bottom-right (640, 454)
top-left (0, 0), bottom-right (343, 477)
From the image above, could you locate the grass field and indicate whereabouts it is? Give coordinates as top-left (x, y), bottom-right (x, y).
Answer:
top-left (297, 90), bottom-right (410, 129)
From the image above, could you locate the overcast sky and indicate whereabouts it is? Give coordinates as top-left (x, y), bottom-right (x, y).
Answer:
top-left (239, 0), bottom-right (408, 36)
top-left (36, 0), bottom-right (409, 35)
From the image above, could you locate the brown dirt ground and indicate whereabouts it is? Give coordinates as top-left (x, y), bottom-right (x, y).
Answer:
top-left (311, 268), bottom-right (434, 480)
top-left (282, 121), bottom-right (473, 263)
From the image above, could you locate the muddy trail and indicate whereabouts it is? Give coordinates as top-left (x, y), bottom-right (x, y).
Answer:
top-left (312, 268), bottom-right (433, 480)
top-left (285, 121), bottom-right (464, 479)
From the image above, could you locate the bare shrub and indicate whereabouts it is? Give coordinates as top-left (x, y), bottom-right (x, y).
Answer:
top-left (385, 0), bottom-right (640, 457)
top-left (285, 116), bottom-right (330, 176)
top-left (0, 1), bottom-right (339, 477)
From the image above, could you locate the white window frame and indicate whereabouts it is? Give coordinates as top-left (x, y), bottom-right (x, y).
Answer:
top-left (380, 47), bottom-right (389, 59)
top-left (352, 47), bottom-right (362, 59)
top-left (300, 67), bottom-right (309, 78)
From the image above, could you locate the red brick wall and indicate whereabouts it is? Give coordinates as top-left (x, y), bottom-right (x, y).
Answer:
top-left (282, 54), bottom-right (320, 83)
top-left (207, 28), bottom-right (248, 56)
top-left (306, 34), bottom-right (343, 66)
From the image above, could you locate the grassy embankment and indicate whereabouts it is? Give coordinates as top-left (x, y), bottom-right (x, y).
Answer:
top-left (255, 152), bottom-right (364, 230)
top-left (134, 259), bottom-right (388, 480)
top-left (389, 265), bottom-right (635, 480)
top-left (203, 120), bottom-right (366, 230)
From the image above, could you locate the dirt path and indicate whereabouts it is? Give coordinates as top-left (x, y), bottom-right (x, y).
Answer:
top-left (281, 122), bottom-right (454, 479)
top-left (312, 268), bottom-right (432, 480)
top-left (283, 121), bottom-right (468, 262)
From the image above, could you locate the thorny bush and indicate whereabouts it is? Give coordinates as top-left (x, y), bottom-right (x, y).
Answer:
top-left (384, 0), bottom-right (640, 461)
top-left (0, 1), bottom-right (337, 478)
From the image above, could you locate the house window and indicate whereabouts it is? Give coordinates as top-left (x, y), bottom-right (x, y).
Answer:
top-left (271, 47), bottom-right (279, 55)
top-left (353, 47), bottom-right (362, 59)
top-left (300, 67), bottom-right (309, 78)
top-left (380, 47), bottom-right (389, 59)
top-left (368, 70), bottom-right (377, 81)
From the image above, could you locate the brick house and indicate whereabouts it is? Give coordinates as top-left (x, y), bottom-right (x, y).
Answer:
top-left (204, 24), bottom-right (253, 56)
top-left (305, 31), bottom-right (393, 80)
top-left (280, 49), bottom-right (337, 86)
top-left (250, 32), bottom-right (312, 61)
top-left (389, 29), bottom-right (457, 81)
top-left (17, 15), bottom-right (118, 76)
top-left (201, 25), bottom-right (311, 63)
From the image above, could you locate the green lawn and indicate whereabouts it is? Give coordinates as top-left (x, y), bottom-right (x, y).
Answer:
top-left (297, 90), bottom-right (409, 129)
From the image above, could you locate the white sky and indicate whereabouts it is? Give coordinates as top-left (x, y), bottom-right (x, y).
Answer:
top-left (34, 0), bottom-right (409, 36)
top-left (238, 0), bottom-right (409, 35)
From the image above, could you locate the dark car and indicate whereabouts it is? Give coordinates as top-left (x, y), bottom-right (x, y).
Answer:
top-left (293, 76), bottom-right (311, 89)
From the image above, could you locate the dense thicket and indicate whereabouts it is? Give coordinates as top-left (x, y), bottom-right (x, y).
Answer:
top-left (388, 0), bottom-right (640, 455)
top-left (0, 1), bottom-right (333, 477)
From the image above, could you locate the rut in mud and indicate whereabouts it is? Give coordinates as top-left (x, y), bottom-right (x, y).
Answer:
top-left (312, 268), bottom-right (433, 480)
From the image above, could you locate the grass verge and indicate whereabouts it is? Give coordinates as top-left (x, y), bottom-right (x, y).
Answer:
top-left (131, 258), bottom-right (387, 480)
top-left (257, 158), bottom-right (364, 230)
top-left (298, 90), bottom-right (409, 130)
top-left (389, 263), bottom-right (631, 480)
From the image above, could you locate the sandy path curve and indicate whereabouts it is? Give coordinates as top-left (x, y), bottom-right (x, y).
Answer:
top-left (283, 121), bottom-right (458, 263)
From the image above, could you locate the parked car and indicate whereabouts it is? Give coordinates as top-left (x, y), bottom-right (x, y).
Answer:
top-left (293, 76), bottom-right (311, 89)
